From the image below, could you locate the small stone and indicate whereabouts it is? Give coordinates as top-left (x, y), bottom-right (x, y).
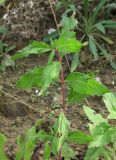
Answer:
top-left (15, 116), bottom-right (22, 124)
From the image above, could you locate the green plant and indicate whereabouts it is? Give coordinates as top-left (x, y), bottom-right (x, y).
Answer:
top-left (0, 114), bottom-right (92, 160)
top-left (12, 14), bottom-right (109, 102)
top-left (55, 0), bottom-right (75, 10)
top-left (77, 0), bottom-right (116, 68)
top-left (0, 27), bottom-right (15, 71)
top-left (11, 14), bottom-right (110, 158)
top-left (0, 118), bottom-right (49, 160)
top-left (0, 39), bottom-right (16, 71)
top-left (0, 133), bottom-right (8, 160)
top-left (105, 1), bottom-right (116, 19)
top-left (10, 14), bottom-right (109, 158)
top-left (0, 13), bottom-right (110, 159)
top-left (84, 92), bottom-right (116, 160)
top-left (0, 0), bottom-right (6, 5)
top-left (0, 0), bottom-right (15, 71)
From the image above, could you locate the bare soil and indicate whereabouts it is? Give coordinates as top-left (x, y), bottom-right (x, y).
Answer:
top-left (0, 54), bottom-right (115, 159)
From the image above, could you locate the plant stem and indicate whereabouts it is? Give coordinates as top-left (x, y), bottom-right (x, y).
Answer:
top-left (48, 0), bottom-right (71, 71)
top-left (59, 148), bottom-right (62, 160)
top-left (56, 50), bottom-right (66, 110)
top-left (48, 0), bottom-right (59, 32)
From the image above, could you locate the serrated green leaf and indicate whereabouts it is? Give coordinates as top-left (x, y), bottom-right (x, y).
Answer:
top-left (92, 123), bottom-right (110, 136)
top-left (53, 37), bottom-right (82, 55)
top-left (84, 147), bottom-right (102, 160)
top-left (68, 89), bottom-right (87, 103)
top-left (89, 127), bottom-right (116, 148)
top-left (83, 106), bottom-right (108, 125)
top-left (43, 143), bottom-right (51, 160)
top-left (16, 67), bottom-right (43, 89)
top-left (12, 41), bottom-right (52, 60)
top-left (62, 143), bottom-right (75, 160)
top-left (60, 29), bottom-right (76, 38)
top-left (86, 146), bottom-right (113, 160)
top-left (60, 15), bottom-right (78, 31)
top-left (39, 62), bottom-right (61, 95)
top-left (85, 145), bottom-right (114, 160)
top-left (0, 133), bottom-right (8, 160)
top-left (52, 112), bottom-right (70, 154)
top-left (101, 147), bottom-right (115, 160)
top-left (17, 62), bottom-right (61, 94)
top-left (67, 131), bottom-right (93, 144)
top-left (103, 93), bottom-right (116, 119)
top-left (67, 72), bottom-right (109, 103)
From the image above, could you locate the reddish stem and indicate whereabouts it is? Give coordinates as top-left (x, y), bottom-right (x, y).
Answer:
top-left (56, 50), bottom-right (66, 110)
top-left (59, 148), bottom-right (62, 160)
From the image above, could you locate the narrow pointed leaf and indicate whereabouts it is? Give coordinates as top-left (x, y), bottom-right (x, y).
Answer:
top-left (39, 62), bottom-right (61, 95)
top-left (95, 23), bottom-right (105, 34)
top-left (0, 133), bottom-right (8, 160)
top-left (105, 3), bottom-right (116, 8)
top-left (92, 0), bottom-right (106, 22)
top-left (100, 20), bottom-right (116, 28)
top-left (52, 112), bottom-right (70, 154)
top-left (88, 35), bottom-right (98, 60)
top-left (97, 34), bottom-right (114, 44)
top-left (71, 53), bottom-right (80, 72)
top-left (16, 126), bottom-right (37, 160)
top-left (43, 143), bottom-right (51, 160)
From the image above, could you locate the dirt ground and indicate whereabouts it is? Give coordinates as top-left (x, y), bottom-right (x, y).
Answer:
top-left (0, 54), bottom-right (115, 159)
top-left (0, 0), bottom-right (116, 159)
